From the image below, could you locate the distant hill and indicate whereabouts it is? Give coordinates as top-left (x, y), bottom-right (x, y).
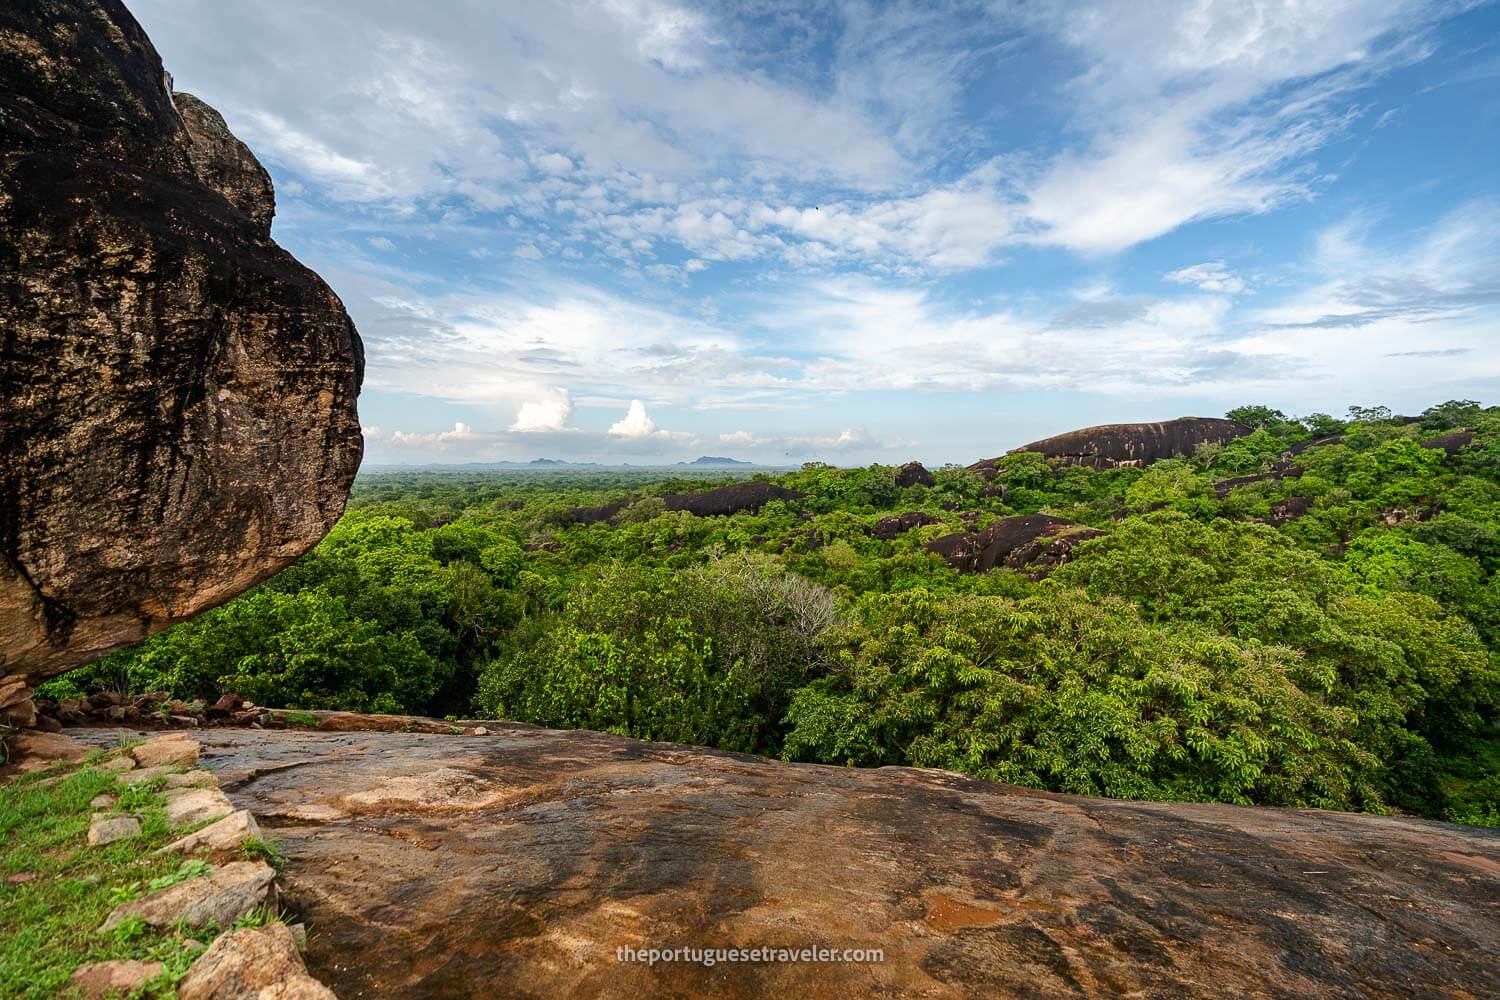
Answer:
top-left (677, 456), bottom-right (752, 466)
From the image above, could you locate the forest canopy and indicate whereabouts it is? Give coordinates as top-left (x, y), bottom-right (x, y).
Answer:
top-left (47, 402), bottom-right (1500, 826)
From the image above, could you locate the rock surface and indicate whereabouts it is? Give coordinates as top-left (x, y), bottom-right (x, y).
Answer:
top-left (179, 923), bottom-right (334, 1000)
top-left (132, 733), bottom-right (201, 768)
top-left (165, 786), bottom-right (235, 826)
top-left (99, 860), bottom-right (277, 933)
top-left (162, 809), bottom-right (262, 859)
top-left (976, 417), bottom-right (1251, 470)
top-left (895, 461), bottom-right (935, 488)
top-left (926, 514), bottom-right (1104, 575)
top-left (1, 731), bottom-right (86, 772)
top-left (68, 959), bottom-right (164, 999)
top-left (87, 814), bottom-right (141, 846)
top-left (0, 1), bottom-right (363, 687)
top-left (871, 511), bottom-right (944, 540)
top-left (70, 725), bottom-right (1500, 999)
top-left (559, 483), bottom-right (805, 525)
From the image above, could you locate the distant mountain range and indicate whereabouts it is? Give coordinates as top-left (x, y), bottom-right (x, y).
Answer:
top-left (675, 456), bottom-right (753, 466)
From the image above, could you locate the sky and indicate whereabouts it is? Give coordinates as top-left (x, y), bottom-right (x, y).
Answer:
top-left (132, 0), bottom-right (1500, 466)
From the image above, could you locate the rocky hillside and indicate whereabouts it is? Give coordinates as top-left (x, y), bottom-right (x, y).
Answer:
top-left (0, 0), bottom-right (363, 703)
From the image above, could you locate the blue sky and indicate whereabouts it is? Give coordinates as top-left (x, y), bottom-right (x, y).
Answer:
top-left (133, 0), bottom-right (1500, 465)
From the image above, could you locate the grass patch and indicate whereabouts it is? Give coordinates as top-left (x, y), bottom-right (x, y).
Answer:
top-left (281, 711), bottom-right (319, 729)
top-left (240, 837), bottom-right (286, 872)
top-left (0, 760), bottom-right (225, 997)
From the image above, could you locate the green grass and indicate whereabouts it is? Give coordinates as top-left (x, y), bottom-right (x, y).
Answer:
top-left (239, 836), bottom-right (286, 871)
top-left (0, 759), bottom-right (240, 998)
top-left (281, 711), bottom-right (319, 729)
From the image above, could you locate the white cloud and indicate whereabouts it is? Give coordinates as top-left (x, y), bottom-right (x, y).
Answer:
top-left (510, 388), bottom-right (574, 432)
top-left (367, 236), bottom-right (396, 252)
top-left (1164, 261), bottom-right (1247, 294)
top-left (533, 151), bottom-right (575, 175)
top-left (608, 399), bottom-right (658, 437)
top-left (608, 399), bottom-right (694, 442)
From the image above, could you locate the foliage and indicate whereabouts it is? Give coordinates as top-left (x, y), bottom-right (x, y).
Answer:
top-left (475, 553), bottom-right (835, 753)
top-left (49, 401), bottom-right (1500, 825)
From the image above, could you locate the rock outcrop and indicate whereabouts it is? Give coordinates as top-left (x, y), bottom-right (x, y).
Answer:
top-left (558, 483), bottom-right (804, 525)
top-left (895, 461), bottom-right (935, 488)
top-left (1422, 430), bottom-right (1474, 456)
top-left (0, 2), bottom-right (363, 694)
top-left (926, 514), bottom-right (1104, 575)
top-left (871, 511), bottom-right (943, 540)
top-left (68, 724), bottom-right (1500, 998)
top-left (664, 482), bottom-right (803, 517)
top-left (976, 417), bottom-right (1251, 471)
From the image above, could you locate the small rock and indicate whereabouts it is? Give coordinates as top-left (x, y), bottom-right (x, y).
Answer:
top-left (161, 810), bottom-right (262, 858)
top-left (100, 755), bottom-right (136, 773)
top-left (131, 733), bottom-right (200, 768)
top-left (3, 731), bottom-right (86, 771)
top-left (118, 765), bottom-right (172, 786)
top-left (4, 871), bottom-right (37, 885)
top-left (165, 787), bottom-right (234, 827)
top-left (88, 815), bottom-right (141, 846)
top-left (207, 693), bottom-right (244, 718)
top-left (165, 769), bottom-right (218, 789)
top-left (179, 923), bottom-right (334, 1000)
top-left (90, 794), bottom-right (116, 810)
top-left (471, 726), bottom-right (489, 736)
top-left (68, 959), bottom-right (164, 999)
top-left (99, 861), bottom-right (277, 933)
top-left (286, 923), bottom-right (307, 949)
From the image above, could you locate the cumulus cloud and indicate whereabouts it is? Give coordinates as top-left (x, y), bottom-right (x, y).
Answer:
top-left (608, 399), bottom-right (657, 437)
top-left (510, 388), bottom-right (574, 433)
top-left (608, 399), bottom-right (693, 442)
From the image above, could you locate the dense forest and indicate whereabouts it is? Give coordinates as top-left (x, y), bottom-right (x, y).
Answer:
top-left (46, 401), bottom-right (1500, 826)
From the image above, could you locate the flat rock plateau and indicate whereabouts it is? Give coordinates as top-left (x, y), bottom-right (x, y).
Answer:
top-left (70, 724), bottom-right (1500, 999)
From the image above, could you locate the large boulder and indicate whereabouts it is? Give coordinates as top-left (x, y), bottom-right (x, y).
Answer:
top-left (894, 461), bottom-right (935, 488)
top-left (975, 417), bottom-right (1251, 470)
top-left (925, 514), bottom-right (1104, 575)
top-left (0, 1), bottom-right (363, 690)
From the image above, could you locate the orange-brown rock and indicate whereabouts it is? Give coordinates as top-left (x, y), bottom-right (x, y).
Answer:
top-left (0, 1), bottom-right (362, 687)
top-left (68, 725), bottom-right (1500, 998)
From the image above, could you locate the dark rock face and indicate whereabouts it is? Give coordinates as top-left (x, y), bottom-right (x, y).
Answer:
top-left (1213, 466), bottom-right (1303, 499)
top-left (926, 514), bottom-right (1103, 575)
top-left (664, 482), bottom-right (803, 517)
top-left (1284, 433), bottom-right (1345, 458)
top-left (1267, 496), bottom-right (1315, 525)
top-left (173, 93), bottom-right (276, 233)
top-left (990, 417), bottom-right (1252, 469)
top-left (0, 1), bottom-right (363, 689)
top-left (895, 461), bottom-right (935, 488)
top-left (554, 501), bottom-right (629, 527)
top-left (1422, 431), bottom-right (1474, 456)
top-left (871, 511), bottom-right (943, 540)
top-left (66, 724), bottom-right (1500, 999)
top-left (559, 483), bottom-right (804, 525)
